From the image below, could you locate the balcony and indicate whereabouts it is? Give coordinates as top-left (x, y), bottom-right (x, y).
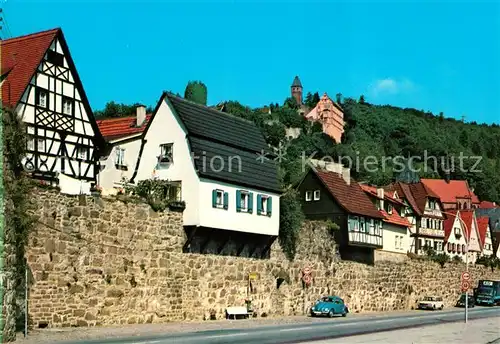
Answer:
top-left (348, 231), bottom-right (383, 247)
top-left (417, 227), bottom-right (445, 238)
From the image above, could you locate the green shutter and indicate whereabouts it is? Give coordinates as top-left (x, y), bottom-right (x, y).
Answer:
top-left (212, 189), bottom-right (217, 208)
top-left (267, 197), bottom-right (272, 216)
top-left (257, 194), bottom-right (262, 215)
top-left (223, 192), bottom-right (229, 210)
top-left (248, 193), bottom-right (253, 213)
top-left (236, 190), bottom-right (241, 212)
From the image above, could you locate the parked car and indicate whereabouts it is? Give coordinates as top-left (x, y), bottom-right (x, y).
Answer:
top-left (455, 293), bottom-right (475, 308)
top-left (417, 296), bottom-right (444, 310)
top-left (310, 296), bottom-right (348, 318)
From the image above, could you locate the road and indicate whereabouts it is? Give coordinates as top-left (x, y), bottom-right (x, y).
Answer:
top-left (53, 307), bottom-right (500, 344)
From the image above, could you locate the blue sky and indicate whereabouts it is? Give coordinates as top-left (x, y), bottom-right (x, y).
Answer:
top-left (5, 1), bottom-right (500, 124)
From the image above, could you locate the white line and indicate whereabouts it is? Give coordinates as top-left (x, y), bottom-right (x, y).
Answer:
top-left (202, 332), bottom-right (249, 339)
top-left (127, 341), bottom-right (163, 344)
top-left (280, 326), bottom-right (316, 332)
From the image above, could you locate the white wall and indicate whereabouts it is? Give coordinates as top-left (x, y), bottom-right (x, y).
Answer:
top-left (468, 217), bottom-right (481, 253)
top-left (99, 137), bottom-right (142, 194)
top-left (444, 215), bottom-right (468, 262)
top-left (381, 223), bottom-right (409, 254)
top-left (136, 99), bottom-right (200, 226)
top-left (198, 179), bottom-right (280, 236)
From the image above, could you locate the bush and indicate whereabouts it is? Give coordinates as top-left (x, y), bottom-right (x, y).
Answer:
top-left (279, 189), bottom-right (304, 261)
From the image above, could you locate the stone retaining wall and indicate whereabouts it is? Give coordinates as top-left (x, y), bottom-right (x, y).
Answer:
top-left (26, 188), bottom-right (500, 328)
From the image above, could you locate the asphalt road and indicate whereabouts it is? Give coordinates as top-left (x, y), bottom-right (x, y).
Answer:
top-left (57, 307), bottom-right (500, 344)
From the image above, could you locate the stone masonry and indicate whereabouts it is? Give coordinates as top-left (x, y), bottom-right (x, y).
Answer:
top-left (25, 188), bottom-right (500, 328)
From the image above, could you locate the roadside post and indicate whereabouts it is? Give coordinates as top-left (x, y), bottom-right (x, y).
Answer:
top-left (461, 270), bottom-right (470, 323)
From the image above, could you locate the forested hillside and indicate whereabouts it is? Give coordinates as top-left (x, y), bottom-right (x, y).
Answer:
top-left (94, 94), bottom-right (500, 203)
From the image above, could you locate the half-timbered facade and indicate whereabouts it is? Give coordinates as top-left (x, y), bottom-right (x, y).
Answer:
top-left (296, 160), bottom-right (385, 264)
top-left (1, 28), bottom-right (104, 194)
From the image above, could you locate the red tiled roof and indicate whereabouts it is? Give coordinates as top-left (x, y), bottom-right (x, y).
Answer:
top-left (1, 28), bottom-right (59, 108)
top-left (315, 170), bottom-right (384, 219)
top-left (443, 210), bottom-right (459, 242)
top-left (421, 179), bottom-right (480, 204)
top-left (479, 201), bottom-right (498, 209)
top-left (386, 182), bottom-right (442, 217)
top-left (360, 184), bottom-right (410, 227)
top-left (96, 114), bottom-right (152, 141)
top-left (460, 210), bottom-right (474, 241)
top-left (477, 216), bottom-right (490, 249)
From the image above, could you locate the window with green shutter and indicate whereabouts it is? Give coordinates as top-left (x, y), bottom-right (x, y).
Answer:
top-left (257, 194), bottom-right (262, 215)
top-left (212, 189), bottom-right (225, 209)
top-left (256, 194), bottom-right (272, 216)
top-left (248, 193), bottom-right (253, 213)
top-left (223, 192), bottom-right (229, 210)
top-left (236, 190), bottom-right (252, 213)
top-left (266, 196), bottom-right (272, 217)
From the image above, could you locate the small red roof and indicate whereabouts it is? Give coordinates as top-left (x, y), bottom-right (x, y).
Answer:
top-left (360, 184), bottom-right (411, 227)
top-left (443, 210), bottom-right (459, 242)
top-left (459, 210), bottom-right (474, 241)
top-left (477, 216), bottom-right (490, 249)
top-left (479, 201), bottom-right (498, 209)
top-left (421, 178), bottom-right (480, 205)
top-left (315, 170), bottom-right (384, 219)
top-left (1, 28), bottom-right (59, 108)
top-left (96, 114), bottom-right (152, 141)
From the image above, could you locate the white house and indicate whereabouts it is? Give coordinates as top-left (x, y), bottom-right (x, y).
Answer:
top-left (460, 210), bottom-right (482, 264)
top-left (443, 210), bottom-right (469, 262)
top-left (361, 185), bottom-right (411, 260)
top-left (1, 28), bottom-right (105, 194)
top-left (98, 93), bottom-right (282, 258)
top-left (96, 105), bottom-right (152, 194)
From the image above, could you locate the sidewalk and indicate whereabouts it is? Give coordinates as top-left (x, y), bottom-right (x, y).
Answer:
top-left (14, 309), bottom-right (429, 343)
top-left (313, 317), bottom-right (500, 344)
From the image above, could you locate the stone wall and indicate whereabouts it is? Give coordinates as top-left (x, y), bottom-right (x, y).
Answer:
top-left (26, 188), bottom-right (500, 328)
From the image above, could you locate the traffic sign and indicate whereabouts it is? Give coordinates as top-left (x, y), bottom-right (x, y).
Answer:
top-left (461, 281), bottom-right (471, 291)
top-left (461, 272), bottom-right (470, 281)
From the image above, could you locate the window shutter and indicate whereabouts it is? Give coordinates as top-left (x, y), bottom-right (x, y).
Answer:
top-left (223, 192), bottom-right (229, 210)
top-left (267, 197), bottom-right (272, 216)
top-left (257, 194), bottom-right (262, 215)
top-left (248, 193), bottom-right (253, 213)
top-left (212, 190), bottom-right (217, 208)
top-left (236, 190), bottom-right (241, 212)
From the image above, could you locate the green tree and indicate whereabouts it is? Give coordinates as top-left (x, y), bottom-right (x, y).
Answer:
top-left (359, 95), bottom-right (366, 104)
top-left (184, 81), bottom-right (208, 105)
top-left (279, 189), bottom-right (305, 260)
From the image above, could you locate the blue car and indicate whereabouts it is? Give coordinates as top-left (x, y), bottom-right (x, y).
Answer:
top-left (310, 296), bottom-right (349, 318)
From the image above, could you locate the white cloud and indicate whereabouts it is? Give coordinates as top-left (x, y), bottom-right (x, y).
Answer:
top-left (369, 78), bottom-right (415, 97)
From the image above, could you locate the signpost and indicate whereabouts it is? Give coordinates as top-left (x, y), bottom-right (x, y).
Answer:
top-left (461, 269), bottom-right (470, 323)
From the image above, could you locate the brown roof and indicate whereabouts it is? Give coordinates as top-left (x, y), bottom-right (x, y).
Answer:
top-left (385, 181), bottom-right (442, 217)
top-left (314, 170), bottom-right (384, 219)
top-left (421, 178), bottom-right (480, 204)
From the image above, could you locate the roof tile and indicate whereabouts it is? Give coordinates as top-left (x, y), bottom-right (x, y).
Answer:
top-left (421, 179), bottom-right (480, 205)
top-left (96, 114), bottom-right (152, 141)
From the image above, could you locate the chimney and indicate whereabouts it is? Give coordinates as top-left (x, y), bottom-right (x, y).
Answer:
top-left (341, 167), bottom-right (350, 185)
top-left (377, 188), bottom-right (384, 199)
top-left (136, 105), bottom-right (146, 127)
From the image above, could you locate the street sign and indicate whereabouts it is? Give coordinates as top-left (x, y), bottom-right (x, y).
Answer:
top-left (461, 281), bottom-right (471, 291)
top-left (461, 272), bottom-right (470, 281)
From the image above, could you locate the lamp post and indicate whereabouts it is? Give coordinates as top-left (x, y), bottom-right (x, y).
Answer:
top-left (442, 210), bottom-right (470, 324)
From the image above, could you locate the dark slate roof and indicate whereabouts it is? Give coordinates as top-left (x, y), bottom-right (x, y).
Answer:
top-left (164, 93), bottom-right (281, 194)
top-left (291, 76), bottom-right (302, 87)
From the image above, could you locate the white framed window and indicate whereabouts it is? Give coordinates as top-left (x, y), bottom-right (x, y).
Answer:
top-left (115, 147), bottom-right (125, 166)
top-left (313, 190), bottom-right (320, 201)
top-left (76, 147), bottom-right (87, 160)
top-left (27, 136), bottom-right (35, 151)
top-left (305, 191), bottom-right (312, 201)
top-left (360, 217), bottom-right (366, 232)
top-left (236, 190), bottom-right (253, 213)
top-left (36, 89), bottom-right (48, 108)
top-left (159, 143), bottom-right (173, 164)
top-left (259, 195), bottom-right (268, 215)
top-left (62, 98), bottom-right (73, 115)
top-left (454, 227), bottom-right (461, 236)
top-left (37, 138), bottom-right (45, 152)
top-left (216, 190), bottom-right (223, 206)
top-left (387, 204), bottom-right (393, 214)
top-left (240, 192), bottom-right (248, 210)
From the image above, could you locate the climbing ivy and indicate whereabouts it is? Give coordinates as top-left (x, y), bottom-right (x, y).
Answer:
top-left (124, 179), bottom-right (186, 212)
top-left (279, 189), bottom-right (304, 261)
top-left (2, 107), bottom-right (35, 341)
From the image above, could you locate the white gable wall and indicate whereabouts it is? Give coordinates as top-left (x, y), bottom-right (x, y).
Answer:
top-left (482, 225), bottom-right (494, 257)
top-left (380, 223), bottom-right (409, 254)
top-left (137, 99), bottom-right (200, 226)
top-left (199, 179), bottom-right (280, 236)
top-left (98, 137), bottom-right (143, 194)
top-left (444, 215), bottom-right (468, 262)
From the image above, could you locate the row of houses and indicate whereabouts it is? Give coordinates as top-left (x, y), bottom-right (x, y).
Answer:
top-left (2, 28), bottom-right (500, 264)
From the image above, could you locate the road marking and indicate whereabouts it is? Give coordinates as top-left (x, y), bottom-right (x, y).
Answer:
top-left (202, 332), bottom-right (249, 339)
top-left (280, 326), bottom-right (315, 332)
top-left (127, 341), bottom-right (163, 344)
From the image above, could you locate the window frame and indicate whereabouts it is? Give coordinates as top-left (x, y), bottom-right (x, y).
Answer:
top-left (62, 96), bottom-right (74, 116)
top-left (313, 190), bottom-right (320, 201)
top-left (305, 191), bottom-right (312, 201)
top-left (35, 87), bottom-right (49, 108)
top-left (158, 143), bottom-right (173, 165)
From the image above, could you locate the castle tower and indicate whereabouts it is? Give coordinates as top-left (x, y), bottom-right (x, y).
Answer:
top-left (291, 76), bottom-right (303, 105)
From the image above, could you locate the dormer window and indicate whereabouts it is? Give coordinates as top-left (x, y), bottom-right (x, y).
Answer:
top-left (159, 143), bottom-right (173, 165)
top-left (387, 204), bottom-right (393, 215)
top-left (36, 88), bottom-right (48, 108)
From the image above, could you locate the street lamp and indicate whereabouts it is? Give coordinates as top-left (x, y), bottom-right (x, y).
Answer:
top-left (442, 210), bottom-right (470, 324)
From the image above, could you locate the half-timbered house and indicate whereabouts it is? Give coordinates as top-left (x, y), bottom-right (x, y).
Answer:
top-left (1, 28), bottom-right (104, 194)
